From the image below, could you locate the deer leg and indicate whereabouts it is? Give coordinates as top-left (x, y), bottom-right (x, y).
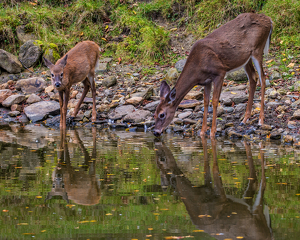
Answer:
top-left (59, 91), bottom-right (64, 129)
top-left (211, 139), bottom-right (227, 201)
top-left (201, 136), bottom-right (212, 187)
top-left (243, 141), bottom-right (258, 206)
top-left (63, 88), bottom-right (70, 129)
top-left (210, 75), bottom-right (225, 138)
top-left (242, 59), bottom-right (257, 124)
top-left (251, 56), bottom-right (266, 125)
top-left (88, 72), bottom-right (97, 122)
top-left (72, 79), bottom-right (90, 119)
top-left (200, 83), bottom-right (212, 137)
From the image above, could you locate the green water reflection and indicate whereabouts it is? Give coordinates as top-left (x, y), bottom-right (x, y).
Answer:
top-left (0, 125), bottom-right (300, 239)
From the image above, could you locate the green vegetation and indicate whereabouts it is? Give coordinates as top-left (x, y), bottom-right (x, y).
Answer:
top-left (0, 0), bottom-right (299, 64)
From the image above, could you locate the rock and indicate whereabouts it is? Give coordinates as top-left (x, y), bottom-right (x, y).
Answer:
top-left (175, 59), bottom-right (187, 72)
top-left (0, 89), bottom-right (12, 104)
top-left (126, 97), bottom-right (143, 105)
top-left (8, 111), bottom-right (20, 117)
top-left (131, 87), bottom-right (153, 100)
top-left (266, 101), bottom-right (280, 108)
top-left (123, 110), bottom-right (151, 123)
top-left (165, 68), bottom-right (179, 84)
top-left (283, 135), bottom-right (293, 143)
top-left (261, 124), bottom-right (272, 131)
top-left (27, 94), bottom-right (42, 104)
top-left (294, 81), bottom-right (300, 92)
top-left (235, 103), bottom-right (247, 112)
top-left (223, 107), bottom-right (234, 113)
top-left (291, 99), bottom-right (300, 108)
top-left (84, 110), bottom-right (92, 118)
top-left (226, 68), bottom-right (248, 81)
top-left (287, 121), bottom-right (297, 129)
top-left (270, 71), bottom-right (281, 80)
top-left (184, 90), bottom-right (203, 100)
top-left (67, 99), bottom-right (79, 108)
top-left (143, 100), bottom-right (160, 111)
top-left (108, 105), bottom-right (136, 120)
top-left (45, 85), bottom-right (54, 94)
top-left (173, 126), bottom-right (184, 133)
top-left (24, 101), bottom-right (60, 122)
top-left (2, 94), bottom-right (26, 107)
top-left (96, 58), bottom-right (113, 73)
top-left (267, 89), bottom-right (279, 99)
top-left (43, 44), bottom-right (60, 64)
top-left (178, 111), bottom-right (192, 119)
top-left (0, 49), bottom-right (22, 73)
top-left (220, 91), bottom-right (248, 105)
top-left (178, 100), bottom-right (201, 108)
top-left (18, 40), bottom-right (42, 68)
top-left (11, 104), bottom-right (22, 111)
top-left (16, 25), bottom-right (37, 43)
top-left (227, 129), bottom-right (243, 138)
top-left (15, 77), bottom-right (46, 94)
top-left (96, 104), bottom-right (111, 112)
top-left (102, 76), bottom-right (117, 88)
top-left (292, 110), bottom-right (300, 120)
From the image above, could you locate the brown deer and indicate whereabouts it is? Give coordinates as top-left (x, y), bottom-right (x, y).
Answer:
top-left (155, 139), bottom-right (273, 240)
top-left (46, 128), bottom-right (101, 205)
top-left (153, 13), bottom-right (273, 138)
top-left (43, 41), bottom-right (100, 129)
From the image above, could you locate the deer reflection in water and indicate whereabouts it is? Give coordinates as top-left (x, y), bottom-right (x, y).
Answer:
top-left (46, 128), bottom-right (101, 205)
top-left (155, 138), bottom-right (273, 240)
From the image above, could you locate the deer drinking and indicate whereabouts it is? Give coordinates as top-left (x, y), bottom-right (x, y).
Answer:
top-left (43, 41), bottom-right (100, 129)
top-left (153, 13), bottom-right (272, 138)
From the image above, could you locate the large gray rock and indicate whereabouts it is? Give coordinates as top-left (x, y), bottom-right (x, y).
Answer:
top-left (123, 110), bottom-right (151, 123)
top-left (102, 76), bottom-right (117, 88)
top-left (220, 91), bottom-right (248, 106)
top-left (19, 40), bottom-right (42, 68)
top-left (131, 87), bottom-right (153, 100)
top-left (96, 57), bottom-right (113, 73)
top-left (292, 109), bottom-right (300, 120)
top-left (27, 94), bottom-right (42, 104)
top-left (15, 77), bottom-right (46, 94)
top-left (108, 105), bottom-right (136, 120)
top-left (143, 100), bottom-right (160, 111)
top-left (226, 68), bottom-right (248, 81)
top-left (16, 25), bottom-right (37, 44)
top-left (165, 68), bottom-right (179, 84)
top-left (24, 101), bottom-right (60, 122)
top-left (0, 49), bottom-right (22, 73)
top-left (2, 94), bottom-right (26, 107)
top-left (175, 59), bottom-right (187, 72)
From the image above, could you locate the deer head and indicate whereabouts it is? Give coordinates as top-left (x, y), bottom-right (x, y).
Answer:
top-left (153, 81), bottom-right (177, 137)
top-left (43, 55), bottom-right (68, 90)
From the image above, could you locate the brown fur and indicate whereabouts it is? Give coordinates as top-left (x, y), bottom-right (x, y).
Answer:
top-left (44, 41), bottom-right (100, 129)
top-left (154, 13), bottom-right (272, 138)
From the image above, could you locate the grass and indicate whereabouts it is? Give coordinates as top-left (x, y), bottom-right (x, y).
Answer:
top-left (0, 0), bottom-right (299, 65)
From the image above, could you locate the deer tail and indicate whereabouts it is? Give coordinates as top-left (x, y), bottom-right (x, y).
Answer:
top-left (264, 20), bottom-right (273, 56)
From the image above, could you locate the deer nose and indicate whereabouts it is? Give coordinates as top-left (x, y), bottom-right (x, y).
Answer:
top-left (153, 130), bottom-right (162, 137)
top-left (55, 82), bottom-right (61, 88)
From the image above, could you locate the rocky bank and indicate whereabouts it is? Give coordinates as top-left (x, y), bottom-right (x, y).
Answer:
top-left (0, 40), bottom-right (299, 145)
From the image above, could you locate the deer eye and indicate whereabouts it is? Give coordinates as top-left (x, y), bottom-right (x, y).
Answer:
top-left (51, 73), bottom-right (54, 78)
top-left (60, 73), bottom-right (63, 77)
top-left (159, 113), bottom-right (165, 119)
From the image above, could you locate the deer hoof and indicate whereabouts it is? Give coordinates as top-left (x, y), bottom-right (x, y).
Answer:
top-left (239, 122), bottom-right (245, 126)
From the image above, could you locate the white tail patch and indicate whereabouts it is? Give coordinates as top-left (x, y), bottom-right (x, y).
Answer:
top-left (264, 21), bottom-right (273, 56)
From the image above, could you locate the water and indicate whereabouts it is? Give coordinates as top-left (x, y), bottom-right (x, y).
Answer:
top-left (0, 124), bottom-right (300, 239)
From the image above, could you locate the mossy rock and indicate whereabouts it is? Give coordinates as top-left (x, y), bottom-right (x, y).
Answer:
top-left (43, 44), bottom-right (60, 64)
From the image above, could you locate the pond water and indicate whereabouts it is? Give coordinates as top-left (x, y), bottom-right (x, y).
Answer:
top-left (0, 125), bottom-right (300, 240)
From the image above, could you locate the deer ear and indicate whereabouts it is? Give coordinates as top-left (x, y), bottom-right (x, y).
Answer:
top-left (168, 87), bottom-right (176, 103)
top-left (59, 54), bottom-right (68, 68)
top-left (43, 57), bottom-right (53, 68)
top-left (160, 80), bottom-right (170, 99)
